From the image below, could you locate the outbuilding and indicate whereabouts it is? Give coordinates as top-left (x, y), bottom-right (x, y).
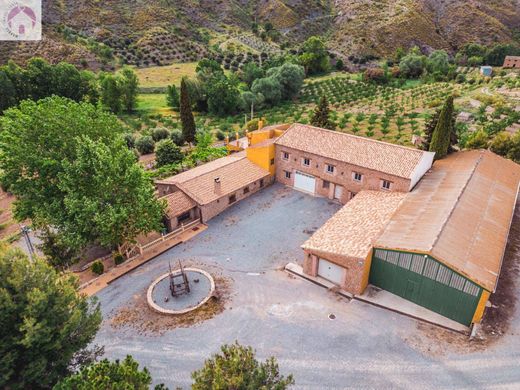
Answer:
top-left (372, 150), bottom-right (520, 326)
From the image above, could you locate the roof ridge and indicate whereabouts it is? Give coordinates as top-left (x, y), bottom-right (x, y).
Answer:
top-left (430, 150), bottom-right (484, 251)
top-left (282, 123), bottom-right (424, 154)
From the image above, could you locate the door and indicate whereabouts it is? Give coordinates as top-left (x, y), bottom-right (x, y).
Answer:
top-left (369, 249), bottom-right (482, 326)
top-left (294, 171), bottom-right (316, 194)
top-left (334, 184), bottom-right (343, 200)
top-left (318, 259), bottom-right (344, 285)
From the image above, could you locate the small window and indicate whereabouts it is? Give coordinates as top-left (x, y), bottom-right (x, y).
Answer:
top-left (326, 164), bottom-right (335, 174)
top-left (353, 172), bottom-right (363, 182)
top-left (302, 157), bottom-right (311, 167)
top-left (282, 151), bottom-right (289, 160)
top-left (259, 179), bottom-right (264, 188)
top-left (243, 186), bottom-right (250, 194)
top-left (350, 192), bottom-right (357, 200)
top-left (270, 158), bottom-right (275, 166)
top-left (229, 194), bottom-right (236, 204)
top-left (322, 180), bottom-right (330, 189)
top-left (178, 211), bottom-right (191, 223)
top-left (284, 170), bottom-right (291, 179)
top-left (381, 180), bottom-right (391, 190)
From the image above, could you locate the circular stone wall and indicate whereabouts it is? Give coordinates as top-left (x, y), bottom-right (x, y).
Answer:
top-left (147, 268), bottom-right (215, 315)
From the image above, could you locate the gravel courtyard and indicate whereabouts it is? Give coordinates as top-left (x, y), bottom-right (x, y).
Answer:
top-left (94, 183), bottom-right (520, 389)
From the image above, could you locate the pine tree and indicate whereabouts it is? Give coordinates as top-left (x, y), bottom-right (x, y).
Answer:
top-left (180, 78), bottom-right (196, 144)
top-left (310, 95), bottom-right (334, 129)
top-left (429, 95), bottom-right (454, 159)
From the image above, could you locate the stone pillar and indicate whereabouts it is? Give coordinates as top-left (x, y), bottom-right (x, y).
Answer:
top-left (303, 252), bottom-right (319, 276)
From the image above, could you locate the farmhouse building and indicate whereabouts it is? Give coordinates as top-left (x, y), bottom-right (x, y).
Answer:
top-left (503, 56), bottom-right (520, 68)
top-left (303, 149), bottom-right (520, 326)
top-left (274, 124), bottom-right (434, 202)
top-left (155, 122), bottom-right (520, 327)
top-left (156, 151), bottom-right (271, 227)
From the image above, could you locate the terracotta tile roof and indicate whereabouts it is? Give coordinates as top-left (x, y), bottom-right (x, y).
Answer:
top-left (302, 191), bottom-right (406, 259)
top-left (275, 124), bottom-right (431, 179)
top-left (161, 191), bottom-right (196, 216)
top-left (155, 152), bottom-right (246, 185)
top-left (376, 150), bottom-right (520, 291)
top-left (174, 157), bottom-right (270, 205)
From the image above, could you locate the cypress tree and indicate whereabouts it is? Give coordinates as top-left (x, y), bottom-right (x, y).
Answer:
top-left (429, 95), bottom-right (454, 159)
top-left (180, 78), bottom-right (196, 144)
top-left (422, 103), bottom-right (457, 152)
top-left (310, 95), bottom-right (334, 130)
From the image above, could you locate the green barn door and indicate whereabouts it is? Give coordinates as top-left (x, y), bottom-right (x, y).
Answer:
top-left (369, 249), bottom-right (483, 326)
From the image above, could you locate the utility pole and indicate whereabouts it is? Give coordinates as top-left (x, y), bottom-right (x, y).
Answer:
top-left (20, 225), bottom-right (34, 262)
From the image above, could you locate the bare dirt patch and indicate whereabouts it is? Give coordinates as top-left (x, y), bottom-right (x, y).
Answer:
top-left (108, 275), bottom-right (232, 335)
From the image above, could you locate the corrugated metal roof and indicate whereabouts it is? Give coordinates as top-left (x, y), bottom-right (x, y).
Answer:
top-left (302, 191), bottom-right (406, 259)
top-left (376, 150), bottom-right (520, 291)
top-left (275, 123), bottom-right (430, 179)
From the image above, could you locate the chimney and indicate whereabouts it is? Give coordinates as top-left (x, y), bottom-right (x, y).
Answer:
top-left (214, 177), bottom-right (221, 194)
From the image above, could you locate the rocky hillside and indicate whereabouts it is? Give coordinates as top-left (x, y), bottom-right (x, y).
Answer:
top-left (330, 0), bottom-right (520, 59)
top-left (0, 0), bottom-right (518, 68)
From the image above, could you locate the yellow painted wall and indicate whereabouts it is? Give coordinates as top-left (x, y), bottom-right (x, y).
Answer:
top-left (472, 290), bottom-right (490, 324)
top-left (247, 144), bottom-right (276, 176)
top-left (359, 248), bottom-right (373, 293)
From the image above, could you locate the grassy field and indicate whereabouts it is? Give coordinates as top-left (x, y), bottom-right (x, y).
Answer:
top-left (137, 94), bottom-right (174, 115)
top-left (135, 62), bottom-right (198, 88)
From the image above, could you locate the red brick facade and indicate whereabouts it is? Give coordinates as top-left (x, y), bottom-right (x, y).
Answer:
top-left (303, 250), bottom-right (367, 294)
top-left (274, 144), bottom-right (411, 204)
top-left (198, 175), bottom-right (273, 222)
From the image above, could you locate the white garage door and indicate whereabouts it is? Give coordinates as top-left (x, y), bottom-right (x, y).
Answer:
top-left (318, 259), bottom-right (344, 285)
top-left (294, 171), bottom-right (316, 194)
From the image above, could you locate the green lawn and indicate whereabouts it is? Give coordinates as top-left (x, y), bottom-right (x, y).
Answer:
top-left (137, 94), bottom-right (173, 115)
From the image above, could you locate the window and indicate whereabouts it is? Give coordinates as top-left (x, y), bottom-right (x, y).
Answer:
top-left (229, 194), bottom-right (236, 204)
top-left (302, 157), bottom-right (310, 167)
top-left (322, 180), bottom-right (330, 189)
top-left (350, 192), bottom-right (357, 200)
top-left (326, 164), bottom-right (335, 174)
top-left (178, 211), bottom-right (191, 223)
top-left (381, 180), bottom-right (391, 190)
top-left (282, 151), bottom-right (289, 160)
top-left (259, 179), bottom-right (264, 188)
top-left (284, 171), bottom-right (291, 179)
top-left (353, 172), bottom-right (363, 182)
top-left (270, 158), bottom-right (275, 166)
top-left (243, 186), bottom-right (250, 194)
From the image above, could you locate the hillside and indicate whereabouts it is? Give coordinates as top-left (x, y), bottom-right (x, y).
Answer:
top-left (0, 0), bottom-right (518, 68)
top-left (330, 0), bottom-right (519, 59)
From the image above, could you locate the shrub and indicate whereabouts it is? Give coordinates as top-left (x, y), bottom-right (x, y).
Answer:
top-left (114, 253), bottom-right (125, 265)
top-left (245, 118), bottom-right (260, 131)
top-left (155, 139), bottom-right (184, 166)
top-left (216, 130), bottom-right (226, 141)
top-left (91, 260), bottom-right (104, 275)
top-left (170, 128), bottom-right (185, 146)
top-left (135, 136), bottom-right (155, 155)
top-left (465, 130), bottom-right (489, 150)
top-left (364, 68), bottom-right (386, 83)
top-left (151, 127), bottom-right (170, 142)
top-left (123, 133), bottom-right (135, 148)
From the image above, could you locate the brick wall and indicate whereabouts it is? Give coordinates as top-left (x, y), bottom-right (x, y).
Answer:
top-left (275, 145), bottom-right (411, 203)
top-left (200, 174), bottom-right (273, 222)
top-left (303, 250), bottom-right (366, 294)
